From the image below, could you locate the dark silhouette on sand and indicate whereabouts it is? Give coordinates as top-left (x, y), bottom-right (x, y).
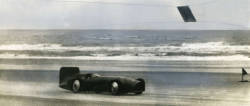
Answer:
top-left (240, 68), bottom-right (248, 82)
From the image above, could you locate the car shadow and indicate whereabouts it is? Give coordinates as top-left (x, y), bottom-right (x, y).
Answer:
top-left (63, 90), bottom-right (143, 96)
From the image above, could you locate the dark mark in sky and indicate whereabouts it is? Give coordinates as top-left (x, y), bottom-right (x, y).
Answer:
top-left (177, 6), bottom-right (197, 22)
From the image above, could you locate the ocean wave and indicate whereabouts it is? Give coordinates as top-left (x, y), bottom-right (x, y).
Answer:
top-left (0, 42), bottom-right (250, 60)
top-left (0, 42), bottom-right (249, 52)
top-left (0, 53), bottom-right (249, 61)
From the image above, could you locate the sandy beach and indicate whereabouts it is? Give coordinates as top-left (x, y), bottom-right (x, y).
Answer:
top-left (0, 94), bottom-right (163, 106)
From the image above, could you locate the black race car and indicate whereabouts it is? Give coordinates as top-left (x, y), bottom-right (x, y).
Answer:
top-left (59, 67), bottom-right (145, 95)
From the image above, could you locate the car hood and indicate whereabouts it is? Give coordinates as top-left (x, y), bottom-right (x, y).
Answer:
top-left (99, 76), bottom-right (139, 84)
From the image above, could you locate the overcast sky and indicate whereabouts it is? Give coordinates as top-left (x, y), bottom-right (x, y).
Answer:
top-left (0, 0), bottom-right (249, 29)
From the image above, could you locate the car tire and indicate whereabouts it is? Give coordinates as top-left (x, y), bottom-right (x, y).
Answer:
top-left (135, 78), bottom-right (145, 95)
top-left (110, 81), bottom-right (119, 95)
top-left (72, 79), bottom-right (81, 93)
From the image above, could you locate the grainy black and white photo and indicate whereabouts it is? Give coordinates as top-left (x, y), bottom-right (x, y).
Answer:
top-left (0, 0), bottom-right (250, 106)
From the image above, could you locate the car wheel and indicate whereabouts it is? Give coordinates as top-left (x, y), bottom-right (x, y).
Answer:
top-left (110, 81), bottom-right (119, 95)
top-left (72, 79), bottom-right (81, 93)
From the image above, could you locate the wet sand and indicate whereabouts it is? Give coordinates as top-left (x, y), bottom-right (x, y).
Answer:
top-left (0, 94), bottom-right (164, 106)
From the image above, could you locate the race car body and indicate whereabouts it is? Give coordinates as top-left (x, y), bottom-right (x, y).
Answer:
top-left (59, 67), bottom-right (145, 95)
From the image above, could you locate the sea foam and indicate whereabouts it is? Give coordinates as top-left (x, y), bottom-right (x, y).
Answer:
top-left (0, 42), bottom-right (250, 61)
